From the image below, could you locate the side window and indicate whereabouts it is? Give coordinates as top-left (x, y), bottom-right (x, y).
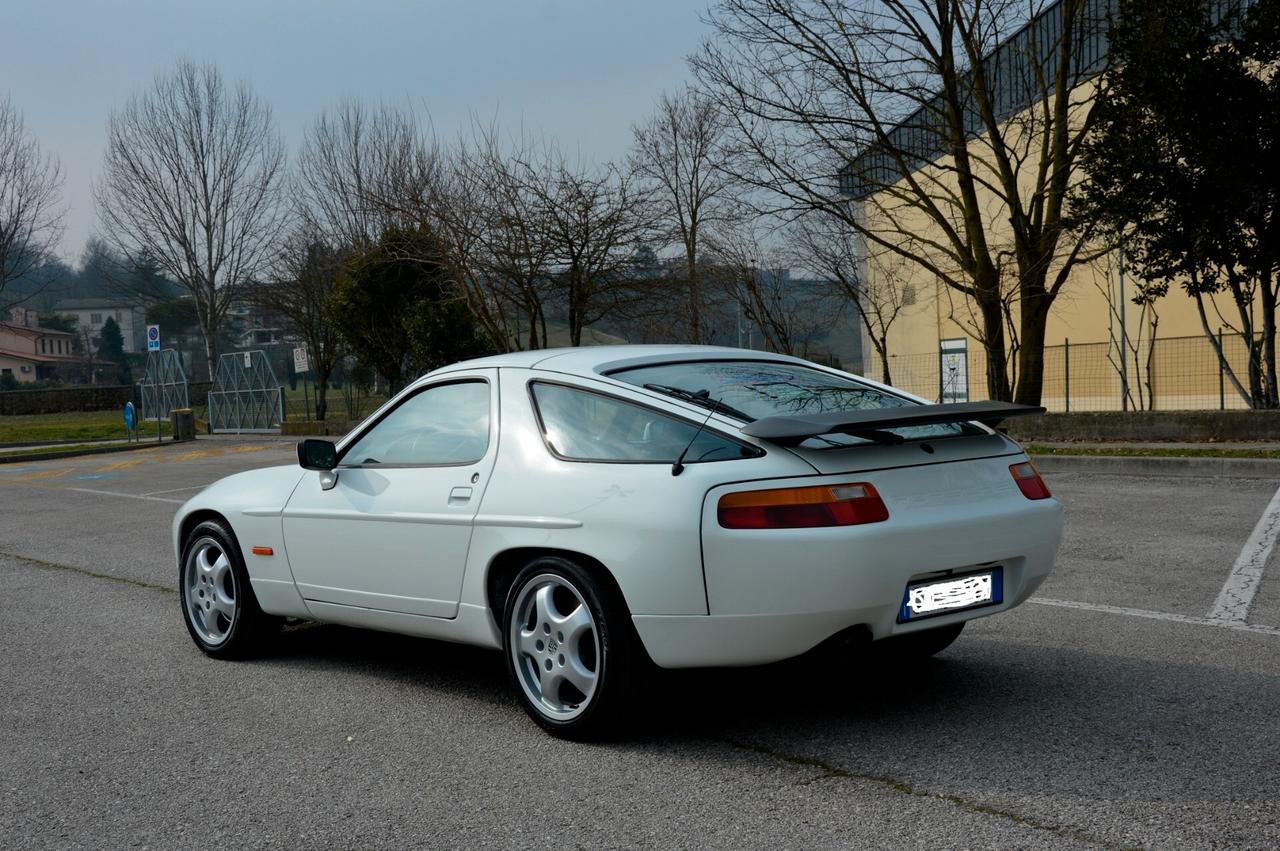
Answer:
top-left (341, 381), bottom-right (490, 467)
top-left (530, 382), bottom-right (757, 464)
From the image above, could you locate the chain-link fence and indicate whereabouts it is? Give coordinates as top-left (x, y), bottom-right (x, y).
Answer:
top-left (884, 332), bottom-right (1260, 412)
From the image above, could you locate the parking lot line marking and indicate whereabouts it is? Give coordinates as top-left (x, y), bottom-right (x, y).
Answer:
top-left (1032, 596), bottom-right (1280, 636)
top-left (140, 484), bottom-right (208, 496)
top-left (1208, 482), bottom-right (1280, 623)
top-left (65, 487), bottom-right (184, 504)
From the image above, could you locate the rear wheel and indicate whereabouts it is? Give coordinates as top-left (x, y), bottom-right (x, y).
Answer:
top-left (179, 519), bottom-right (279, 659)
top-left (877, 622), bottom-right (965, 660)
top-left (502, 556), bottom-right (641, 739)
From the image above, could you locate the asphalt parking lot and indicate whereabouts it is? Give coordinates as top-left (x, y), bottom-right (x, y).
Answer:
top-left (2, 438), bottom-right (1279, 849)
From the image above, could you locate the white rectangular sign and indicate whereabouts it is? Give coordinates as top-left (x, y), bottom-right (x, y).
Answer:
top-left (146, 324), bottom-right (161, 352)
top-left (243, 351), bottom-right (252, 368)
top-left (292, 346), bottom-right (310, 375)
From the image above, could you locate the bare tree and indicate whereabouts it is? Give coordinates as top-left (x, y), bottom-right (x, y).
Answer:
top-left (250, 228), bottom-right (345, 420)
top-left (448, 126), bottom-right (557, 350)
top-left (0, 95), bottom-right (64, 308)
top-left (710, 220), bottom-right (827, 356)
top-left (692, 0), bottom-right (1104, 403)
top-left (789, 212), bottom-right (911, 384)
top-left (534, 154), bottom-right (657, 346)
top-left (631, 88), bottom-right (737, 343)
top-left (95, 60), bottom-right (287, 378)
top-left (296, 99), bottom-right (422, 247)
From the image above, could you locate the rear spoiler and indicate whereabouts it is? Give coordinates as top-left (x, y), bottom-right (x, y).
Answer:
top-left (739, 401), bottom-right (1045, 447)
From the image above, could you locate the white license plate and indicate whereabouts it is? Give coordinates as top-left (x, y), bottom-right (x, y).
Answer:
top-left (903, 571), bottom-right (997, 619)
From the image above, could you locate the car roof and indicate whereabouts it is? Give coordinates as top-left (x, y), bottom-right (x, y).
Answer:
top-left (429, 344), bottom-right (814, 380)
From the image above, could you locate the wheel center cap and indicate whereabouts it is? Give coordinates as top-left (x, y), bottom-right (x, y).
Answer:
top-left (547, 637), bottom-right (559, 654)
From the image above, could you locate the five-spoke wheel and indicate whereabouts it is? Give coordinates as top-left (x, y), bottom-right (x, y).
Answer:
top-left (184, 538), bottom-right (238, 645)
top-left (509, 573), bottom-right (601, 721)
top-left (179, 519), bottom-right (278, 658)
top-left (502, 556), bottom-right (644, 739)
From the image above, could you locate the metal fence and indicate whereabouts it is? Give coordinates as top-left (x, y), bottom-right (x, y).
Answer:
top-left (885, 332), bottom-right (1259, 411)
top-left (208, 350), bottom-right (284, 433)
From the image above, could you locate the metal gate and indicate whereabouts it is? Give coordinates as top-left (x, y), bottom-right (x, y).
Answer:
top-left (137, 349), bottom-right (189, 420)
top-left (208, 350), bottom-right (283, 433)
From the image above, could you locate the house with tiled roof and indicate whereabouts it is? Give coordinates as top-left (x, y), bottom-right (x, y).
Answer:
top-left (0, 308), bottom-right (84, 383)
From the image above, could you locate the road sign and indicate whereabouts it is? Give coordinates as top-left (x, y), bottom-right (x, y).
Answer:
top-left (243, 351), bottom-right (252, 368)
top-left (123, 401), bottom-right (136, 431)
top-left (292, 346), bottom-right (310, 375)
top-left (146, 325), bottom-right (161, 352)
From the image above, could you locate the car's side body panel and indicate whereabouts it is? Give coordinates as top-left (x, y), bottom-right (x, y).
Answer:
top-left (456, 367), bottom-right (816, 622)
top-left (281, 369), bottom-right (500, 619)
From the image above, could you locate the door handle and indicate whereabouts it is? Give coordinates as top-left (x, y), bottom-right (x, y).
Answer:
top-left (449, 486), bottom-right (473, 505)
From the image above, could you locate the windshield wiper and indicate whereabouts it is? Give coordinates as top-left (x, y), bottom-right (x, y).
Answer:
top-left (642, 384), bottom-right (753, 422)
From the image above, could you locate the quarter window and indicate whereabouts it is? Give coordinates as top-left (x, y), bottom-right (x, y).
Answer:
top-left (341, 381), bottom-right (490, 467)
top-left (530, 382), bottom-right (757, 464)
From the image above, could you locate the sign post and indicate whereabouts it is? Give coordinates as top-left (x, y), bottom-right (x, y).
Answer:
top-left (293, 347), bottom-right (311, 420)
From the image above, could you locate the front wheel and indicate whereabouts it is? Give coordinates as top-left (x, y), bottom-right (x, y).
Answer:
top-left (180, 519), bottom-right (279, 659)
top-left (502, 557), bottom-right (642, 739)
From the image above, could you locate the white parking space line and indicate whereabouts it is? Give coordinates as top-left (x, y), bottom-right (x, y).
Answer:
top-left (65, 487), bottom-right (184, 504)
top-left (140, 485), bottom-right (208, 496)
top-left (1032, 597), bottom-right (1280, 637)
top-left (1208, 482), bottom-right (1280, 623)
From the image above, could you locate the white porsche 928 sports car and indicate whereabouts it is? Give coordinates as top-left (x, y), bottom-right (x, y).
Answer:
top-left (175, 345), bottom-right (1062, 737)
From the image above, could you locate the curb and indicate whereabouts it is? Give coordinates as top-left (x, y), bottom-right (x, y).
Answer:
top-left (1031, 453), bottom-right (1280, 479)
top-left (0, 440), bottom-right (179, 465)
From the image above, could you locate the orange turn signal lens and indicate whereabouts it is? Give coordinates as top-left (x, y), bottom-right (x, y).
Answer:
top-left (1009, 462), bottom-right (1052, 500)
top-left (718, 482), bottom-right (889, 529)
top-left (251, 546), bottom-right (274, 556)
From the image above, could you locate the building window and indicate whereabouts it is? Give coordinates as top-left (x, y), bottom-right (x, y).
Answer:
top-left (40, 339), bottom-right (46, 353)
top-left (91, 313), bottom-right (102, 324)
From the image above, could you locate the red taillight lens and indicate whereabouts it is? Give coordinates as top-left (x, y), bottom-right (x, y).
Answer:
top-left (718, 482), bottom-right (889, 529)
top-left (1009, 461), bottom-right (1051, 500)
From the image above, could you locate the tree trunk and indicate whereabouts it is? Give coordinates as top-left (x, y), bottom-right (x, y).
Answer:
top-left (1014, 296), bottom-right (1052, 406)
top-left (1262, 272), bottom-right (1278, 408)
top-left (687, 254), bottom-right (702, 344)
top-left (315, 372), bottom-right (329, 422)
top-left (975, 290), bottom-right (1012, 401)
top-left (877, 343), bottom-right (891, 386)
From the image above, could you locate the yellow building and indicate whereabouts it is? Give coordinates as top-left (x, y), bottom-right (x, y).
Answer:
top-left (848, 0), bottom-right (1256, 412)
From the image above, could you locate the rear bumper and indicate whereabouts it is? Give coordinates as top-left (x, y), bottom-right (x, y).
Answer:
top-left (636, 482), bottom-right (1062, 668)
top-left (633, 546), bottom-right (1054, 668)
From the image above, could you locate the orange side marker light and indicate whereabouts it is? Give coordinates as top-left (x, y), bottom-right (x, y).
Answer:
top-left (251, 546), bottom-right (274, 556)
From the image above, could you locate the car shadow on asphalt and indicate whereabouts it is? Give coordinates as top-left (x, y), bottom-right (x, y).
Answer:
top-left (246, 620), bottom-right (1280, 813)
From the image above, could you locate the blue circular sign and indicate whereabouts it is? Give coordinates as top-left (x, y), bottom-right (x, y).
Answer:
top-left (147, 326), bottom-right (159, 341)
top-left (123, 401), bottom-right (136, 430)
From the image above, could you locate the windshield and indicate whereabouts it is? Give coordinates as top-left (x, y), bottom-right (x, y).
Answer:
top-left (611, 360), bottom-right (978, 448)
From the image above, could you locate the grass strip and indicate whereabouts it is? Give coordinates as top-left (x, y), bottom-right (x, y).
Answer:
top-left (1027, 443), bottom-right (1280, 459)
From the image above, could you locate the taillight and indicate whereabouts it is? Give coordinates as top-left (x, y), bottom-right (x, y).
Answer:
top-left (1009, 461), bottom-right (1051, 500)
top-left (718, 483), bottom-right (889, 529)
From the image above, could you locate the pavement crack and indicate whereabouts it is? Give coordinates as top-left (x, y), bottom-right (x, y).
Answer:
top-left (0, 549), bottom-right (176, 594)
top-left (715, 736), bottom-right (1134, 850)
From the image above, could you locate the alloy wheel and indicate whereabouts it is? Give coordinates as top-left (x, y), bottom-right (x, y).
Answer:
top-left (509, 573), bottom-right (601, 721)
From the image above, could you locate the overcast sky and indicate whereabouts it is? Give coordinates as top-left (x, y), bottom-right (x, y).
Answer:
top-left (4, 0), bottom-right (711, 263)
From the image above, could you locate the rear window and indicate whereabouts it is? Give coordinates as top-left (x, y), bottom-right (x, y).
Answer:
top-left (610, 360), bottom-right (978, 449)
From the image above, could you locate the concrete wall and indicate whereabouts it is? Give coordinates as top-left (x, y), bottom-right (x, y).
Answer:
top-left (1007, 411), bottom-right (1280, 443)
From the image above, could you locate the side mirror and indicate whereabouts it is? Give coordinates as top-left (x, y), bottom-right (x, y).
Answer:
top-left (297, 438), bottom-right (338, 471)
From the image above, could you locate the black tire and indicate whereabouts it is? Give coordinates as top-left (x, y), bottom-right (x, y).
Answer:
top-left (876, 621), bottom-right (965, 661)
top-left (179, 519), bottom-right (280, 659)
top-left (501, 556), bottom-right (644, 740)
